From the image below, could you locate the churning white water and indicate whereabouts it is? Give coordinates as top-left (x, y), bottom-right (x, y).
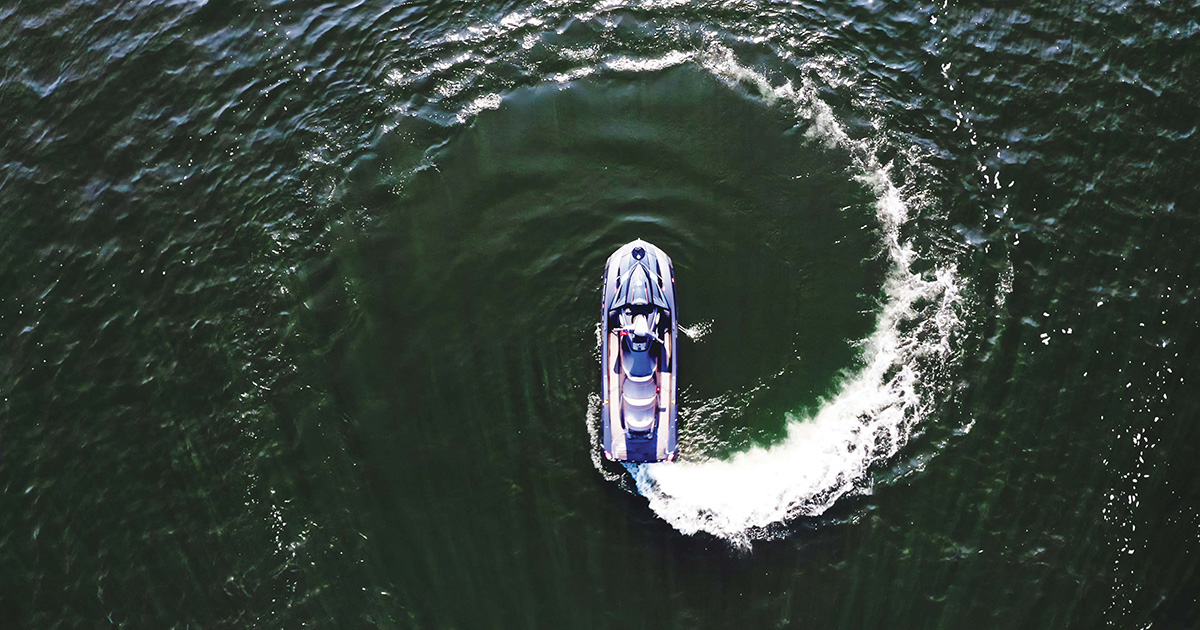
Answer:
top-left (603, 49), bottom-right (968, 546)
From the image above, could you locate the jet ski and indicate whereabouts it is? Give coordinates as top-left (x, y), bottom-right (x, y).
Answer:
top-left (600, 240), bottom-right (678, 463)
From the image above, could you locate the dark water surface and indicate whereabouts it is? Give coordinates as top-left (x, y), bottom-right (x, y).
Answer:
top-left (3, 0), bottom-right (1199, 627)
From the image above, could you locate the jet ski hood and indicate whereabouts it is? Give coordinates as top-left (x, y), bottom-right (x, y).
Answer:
top-left (611, 253), bottom-right (669, 312)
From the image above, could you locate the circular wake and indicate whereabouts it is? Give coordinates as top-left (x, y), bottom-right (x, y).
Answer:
top-left (611, 54), bottom-right (966, 546)
top-left (340, 0), bottom-right (973, 547)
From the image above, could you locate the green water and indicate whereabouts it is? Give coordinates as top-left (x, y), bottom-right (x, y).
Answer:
top-left (2, 0), bottom-right (1198, 628)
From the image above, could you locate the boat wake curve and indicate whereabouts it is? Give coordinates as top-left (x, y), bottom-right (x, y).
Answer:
top-left (587, 51), bottom-right (968, 546)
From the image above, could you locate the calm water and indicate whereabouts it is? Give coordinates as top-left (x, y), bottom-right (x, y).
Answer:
top-left (3, 0), bottom-right (1199, 627)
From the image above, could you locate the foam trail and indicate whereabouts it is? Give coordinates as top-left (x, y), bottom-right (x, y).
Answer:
top-left (374, 1), bottom-right (967, 544)
top-left (586, 393), bottom-right (624, 482)
top-left (627, 50), bottom-right (965, 547)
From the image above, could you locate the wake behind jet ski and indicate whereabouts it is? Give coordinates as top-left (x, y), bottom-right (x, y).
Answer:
top-left (600, 240), bottom-right (678, 463)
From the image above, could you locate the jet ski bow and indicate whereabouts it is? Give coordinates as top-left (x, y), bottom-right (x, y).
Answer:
top-left (600, 240), bottom-right (678, 463)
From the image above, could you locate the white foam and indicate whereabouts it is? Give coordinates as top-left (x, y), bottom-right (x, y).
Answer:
top-left (621, 48), bottom-right (966, 547)
top-left (679, 319), bottom-right (713, 341)
top-left (586, 393), bottom-right (624, 482)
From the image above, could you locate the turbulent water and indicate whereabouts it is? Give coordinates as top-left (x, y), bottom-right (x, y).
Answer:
top-left (3, 0), bottom-right (1199, 628)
